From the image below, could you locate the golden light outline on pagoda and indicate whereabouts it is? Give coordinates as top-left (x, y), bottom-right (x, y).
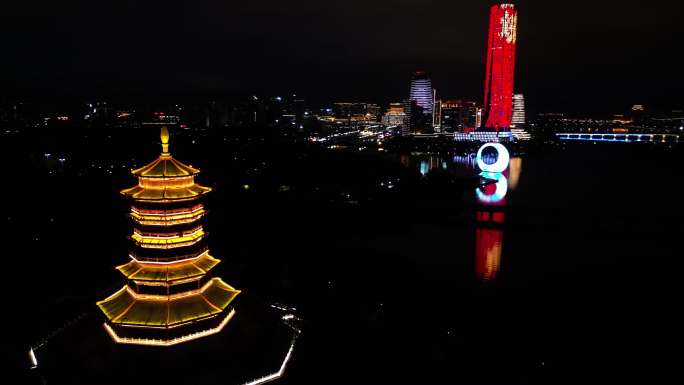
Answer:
top-left (97, 127), bottom-right (240, 346)
top-left (102, 309), bottom-right (236, 347)
top-left (129, 205), bottom-right (206, 226)
top-left (128, 248), bottom-right (209, 265)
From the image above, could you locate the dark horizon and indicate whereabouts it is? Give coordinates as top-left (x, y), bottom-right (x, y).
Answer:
top-left (3, 0), bottom-right (684, 114)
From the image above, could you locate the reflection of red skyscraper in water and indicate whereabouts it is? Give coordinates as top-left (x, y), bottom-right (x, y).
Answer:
top-left (481, 4), bottom-right (517, 132)
top-left (458, 146), bottom-right (522, 281)
top-left (474, 163), bottom-right (518, 281)
top-left (475, 186), bottom-right (505, 281)
top-left (475, 222), bottom-right (504, 281)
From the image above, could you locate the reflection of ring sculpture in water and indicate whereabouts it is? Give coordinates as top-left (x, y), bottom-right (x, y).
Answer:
top-left (476, 142), bottom-right (510, 173)
top-left (473, 143), bottom-right (511, 281)
top-left (477, 172), bottom-right (508, 204)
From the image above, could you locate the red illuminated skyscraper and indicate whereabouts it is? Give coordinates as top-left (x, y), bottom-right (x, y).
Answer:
top-left (482, 4), bottom-right (517, 131)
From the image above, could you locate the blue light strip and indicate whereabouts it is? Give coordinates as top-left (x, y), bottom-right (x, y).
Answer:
top-left (556, 133), bottom-right (680, 143)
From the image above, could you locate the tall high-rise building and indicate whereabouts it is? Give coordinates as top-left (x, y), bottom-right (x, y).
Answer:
top-left (432, 89), bottom-right (440, 128)
top-left (482, 4), bottom-right (518, 131)
top-left (510, 94), bottom-right (531, 140)
top-left (476, 107), bottom-right (483, 129)
top-left (511, 94), bottom-right (525, 128)
top-left (440, 100), bottom-right (480, 132)
top-left (433, 98), bottom-right (442, 129)
top-left (403, 99), bottom-right (428, 134)
top-left (405, 71), bottom-right (434, 133)
top-left (409, 71), bottom-right (434, 117)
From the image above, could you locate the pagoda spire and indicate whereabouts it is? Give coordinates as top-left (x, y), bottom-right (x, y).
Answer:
top-left (160, 126), bottom-right (170, 155)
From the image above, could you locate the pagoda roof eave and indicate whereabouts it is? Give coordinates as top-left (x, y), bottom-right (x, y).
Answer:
top-left (120, 184), bottom-right (212, 201)
top-left (131, 154), bottom-right (201, 178)
top-left (116, 253), bottom-right (221, 283)
top-left (96, 278), bottom-right (240, 328)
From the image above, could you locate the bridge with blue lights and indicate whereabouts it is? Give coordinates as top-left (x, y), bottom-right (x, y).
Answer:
top-left (557, 132), bottom-right (682, 143)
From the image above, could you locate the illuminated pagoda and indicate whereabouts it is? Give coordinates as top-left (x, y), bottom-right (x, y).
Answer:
top-left (97, 127), bottom-right (241, 346)
top-left (30, 127), bottom-right (299, 385)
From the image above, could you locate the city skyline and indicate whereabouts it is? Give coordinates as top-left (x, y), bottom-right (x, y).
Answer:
top-left (8, 2), bottom-right (683, 384)
top-left (3, 1), bottom-right (684, 113)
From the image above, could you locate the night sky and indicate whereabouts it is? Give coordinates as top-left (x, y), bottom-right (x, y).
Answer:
top-left (3, 0), bottom-right (684, 113)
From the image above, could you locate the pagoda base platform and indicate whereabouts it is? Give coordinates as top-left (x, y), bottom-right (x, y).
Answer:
top-left (28, 294), bottom-right (300, 385)
top-left (104, 307), bottom-right (236, 345)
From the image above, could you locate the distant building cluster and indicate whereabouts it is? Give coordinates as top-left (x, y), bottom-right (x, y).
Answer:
top-left (532, 107), bottom-right (684, 138)
top-left (3, 6), bottom-right (684, 144)
top-left (381, 103), bottom-right (406, 127)
top-left (382, 3), bottom-right (525, 141)
top-left (332, 102), bottom-right (381, 122)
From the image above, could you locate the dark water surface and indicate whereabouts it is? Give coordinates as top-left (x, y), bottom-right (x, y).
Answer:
top-left (11, 135), bottom-right (681, 384)
top-left (256, 144), bottom-right (680, 384)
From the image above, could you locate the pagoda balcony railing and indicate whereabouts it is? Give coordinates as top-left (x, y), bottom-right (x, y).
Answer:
top-left (131, 204), bottom-right (204, 216)
top-left (130, 236), bottom-right (204, 250)
top-left (129, 247), bottom-right (209, 263)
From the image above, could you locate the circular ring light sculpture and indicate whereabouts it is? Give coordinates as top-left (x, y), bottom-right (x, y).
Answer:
top-left (476, 143), bottom-right (510, 173)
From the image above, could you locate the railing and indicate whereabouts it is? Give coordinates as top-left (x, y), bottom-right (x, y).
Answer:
top-left (557, 132), bottom-right (681, 143)
top-left (241, 337), bottom-right (297, 385)
top-left (453, 131), bottom-right (513, 142)
top-left (103, 308), bottom-right (236, 346)
top-left (129, 247), bottom-right (209, 263)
